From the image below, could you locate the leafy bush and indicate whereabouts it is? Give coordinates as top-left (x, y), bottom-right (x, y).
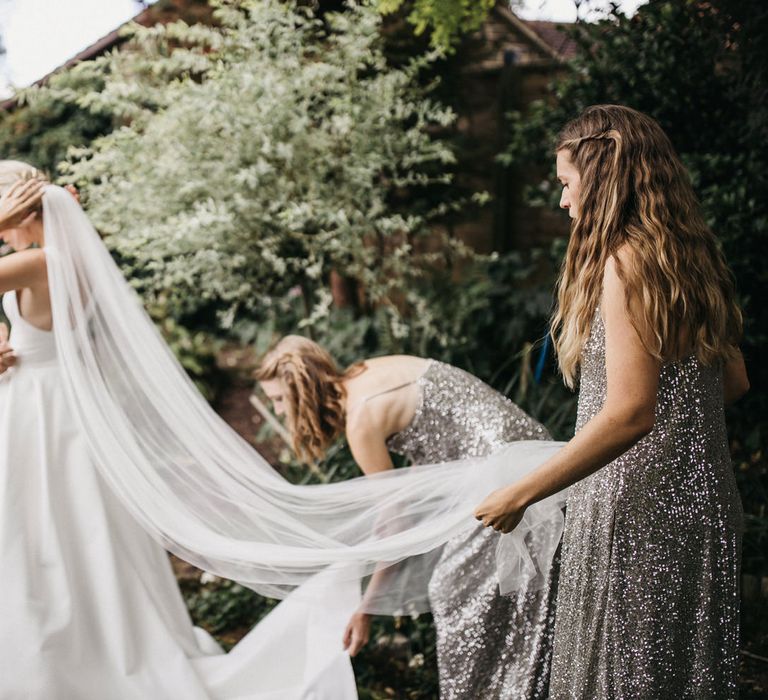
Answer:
top-left (38, 1), bottom-right (473, 346)
top-left (0, 73), bottom-right (111, 175)
top-left (375, 0), bottom-right (495, 51)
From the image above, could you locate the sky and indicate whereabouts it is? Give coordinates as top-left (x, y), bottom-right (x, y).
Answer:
top-left (0, 0), bottom-right (152, 94)
top-left (0, 0), bottom-right (648, 96)
top-left (516, 0), bottom-right (647, 22)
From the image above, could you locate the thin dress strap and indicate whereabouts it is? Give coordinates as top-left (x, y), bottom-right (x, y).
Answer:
top-left (362, 380), bottom-right (416, 404)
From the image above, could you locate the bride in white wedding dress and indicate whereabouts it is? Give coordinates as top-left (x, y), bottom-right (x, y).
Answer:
top-left (0, 162), bottom-right (359, 700)
top-left (0, 159), bottom-right (568, 699)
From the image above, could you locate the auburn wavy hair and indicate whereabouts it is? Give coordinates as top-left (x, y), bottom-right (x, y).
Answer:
top-left (254, 335), bottom-right (362, 463)
top-left (551, 104), bottom-right (742, 388)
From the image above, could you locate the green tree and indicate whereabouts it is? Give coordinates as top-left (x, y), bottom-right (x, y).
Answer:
top-left (376, 0), bottom-right (496, 50)
top-left (0, 71), bottom-right (111, 175)
top-left (0, 0), bottom-right (216, 174)
top-left (41, 1), bottom-right (471, 343)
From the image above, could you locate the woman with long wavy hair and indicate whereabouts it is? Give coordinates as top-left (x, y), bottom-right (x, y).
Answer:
top-left (475, 104), bottom-right (748, 698)
top-left (256, 336), bottom-right (559, 699)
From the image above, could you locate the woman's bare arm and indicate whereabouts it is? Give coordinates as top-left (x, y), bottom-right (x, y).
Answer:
top-left (0, 249), bottom-right (48, 295)
top-left (342, 409), bottom-right (398, 655)
top-left (0, 323), bottom-right (16, 373)
top-left (346, 407), bottom-right (396, 475)
top-left (723, 350), bottom-right (749, 406)
top-left (475, 254), bottom-right (661, 532)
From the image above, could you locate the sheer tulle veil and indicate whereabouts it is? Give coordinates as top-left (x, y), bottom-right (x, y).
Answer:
top-left (41, 184), bottom-right (567, 614)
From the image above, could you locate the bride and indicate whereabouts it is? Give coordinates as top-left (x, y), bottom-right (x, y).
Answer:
top-left (0, 161), bottom-right (358, 699)
top-left (0, 159), bottom-right (566, 698)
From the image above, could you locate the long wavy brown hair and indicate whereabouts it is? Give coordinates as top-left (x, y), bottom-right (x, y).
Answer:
top-left (254, 335), bottom-right (362, 463)
top-left (551, 104), bottom-right (742, 387)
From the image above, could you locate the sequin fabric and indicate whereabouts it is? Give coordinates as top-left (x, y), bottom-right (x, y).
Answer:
top-left (549, 312), bottom-right (742, 699)
top-left (387, 360), bottom-right (558, 700)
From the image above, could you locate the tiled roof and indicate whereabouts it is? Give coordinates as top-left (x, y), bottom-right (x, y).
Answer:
top-left (526, 20), bottom-right (579, 60)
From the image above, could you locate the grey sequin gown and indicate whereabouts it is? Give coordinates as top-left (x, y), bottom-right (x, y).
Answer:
top-left (385, 360), bottom-right (557, 699)
top-left (549, 312), bottom-right (743, 699)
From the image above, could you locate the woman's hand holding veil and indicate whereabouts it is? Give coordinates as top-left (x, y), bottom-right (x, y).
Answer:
top-left (474, 485), bottom-right (528, 534)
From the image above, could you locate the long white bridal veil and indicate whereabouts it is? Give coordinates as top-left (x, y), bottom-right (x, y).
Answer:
top-left (42, 184), bottom-right (567, 614)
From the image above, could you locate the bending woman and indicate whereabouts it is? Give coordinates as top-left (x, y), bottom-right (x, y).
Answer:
top-left (256, 338), bottom-right (559, 700)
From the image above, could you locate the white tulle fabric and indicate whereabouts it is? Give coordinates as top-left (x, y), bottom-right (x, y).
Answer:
top-left (42, 185), bottom-right (567, 615)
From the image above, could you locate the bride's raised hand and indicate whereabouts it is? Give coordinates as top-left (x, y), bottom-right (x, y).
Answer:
top-left (474, 485), bottom-right (527, 534)
top-left (0, 178), bottom-right (46, 231)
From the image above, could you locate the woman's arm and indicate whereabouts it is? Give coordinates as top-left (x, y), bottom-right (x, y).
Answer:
top-left (474, 254), bottom-right (661, 533)
top-left (723, 350), bottom-right (749, 406)
top-left (346, 408), bottom-right (396, 475)
top-left (0, 249), bottom-right (48, 295)
top-left (342, 410), bottom-right (396, 655)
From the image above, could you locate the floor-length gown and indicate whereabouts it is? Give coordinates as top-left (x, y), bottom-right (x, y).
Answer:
top-left (384, 360), bottom-right (558, 700)
top-left (0, 289), bottom-right (359, 700)
top-left (549, 311), bottom-right (742, 699)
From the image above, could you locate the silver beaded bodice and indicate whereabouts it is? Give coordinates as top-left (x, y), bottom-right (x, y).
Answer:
top-left (386, 360), bottom-right (549, 463)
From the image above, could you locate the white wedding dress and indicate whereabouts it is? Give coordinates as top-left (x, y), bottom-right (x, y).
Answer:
top-left (0, 289), bottom-right (359, 700)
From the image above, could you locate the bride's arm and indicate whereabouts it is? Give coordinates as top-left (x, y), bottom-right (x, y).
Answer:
top-left (475, 254), bottom-right (661, 533)
top-left (0, 250), bottom-right (48, 294)
top-left (0, 179), bottom-right (48, 294)
top-left (0, 323), bottom-right (16, 373)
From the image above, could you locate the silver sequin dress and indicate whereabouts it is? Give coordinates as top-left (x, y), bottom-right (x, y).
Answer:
top-left (386, 360), bottom-right (557, 699)
top-left (549, 312), bottom-right (743, 699)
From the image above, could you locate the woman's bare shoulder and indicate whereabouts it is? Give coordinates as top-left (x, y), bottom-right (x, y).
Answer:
top-left (344, 355), bottom-right (429, 434)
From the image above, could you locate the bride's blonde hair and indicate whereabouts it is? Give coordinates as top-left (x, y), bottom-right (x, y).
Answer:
top-left (0, 160), bottom-right (48, 218)
top-left (254, 335), bottom-right (362, 463)
top-left (551, 105), bottom-right (742, 387)
top-left (0, 160), bottom-right (46, 191)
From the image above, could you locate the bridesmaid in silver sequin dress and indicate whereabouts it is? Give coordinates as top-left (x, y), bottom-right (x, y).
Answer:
top-left (257, 342), bottom-right (558, 699)
top-left (550, 310), bottom-right (742, 698)
top-left (476, 105), bottom-right (748, 699)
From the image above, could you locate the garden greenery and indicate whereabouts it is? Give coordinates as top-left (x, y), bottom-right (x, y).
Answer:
top-left (375, 0), bottom-right (496, 50)
top-left (32, 0), bottom-right (473, 339)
